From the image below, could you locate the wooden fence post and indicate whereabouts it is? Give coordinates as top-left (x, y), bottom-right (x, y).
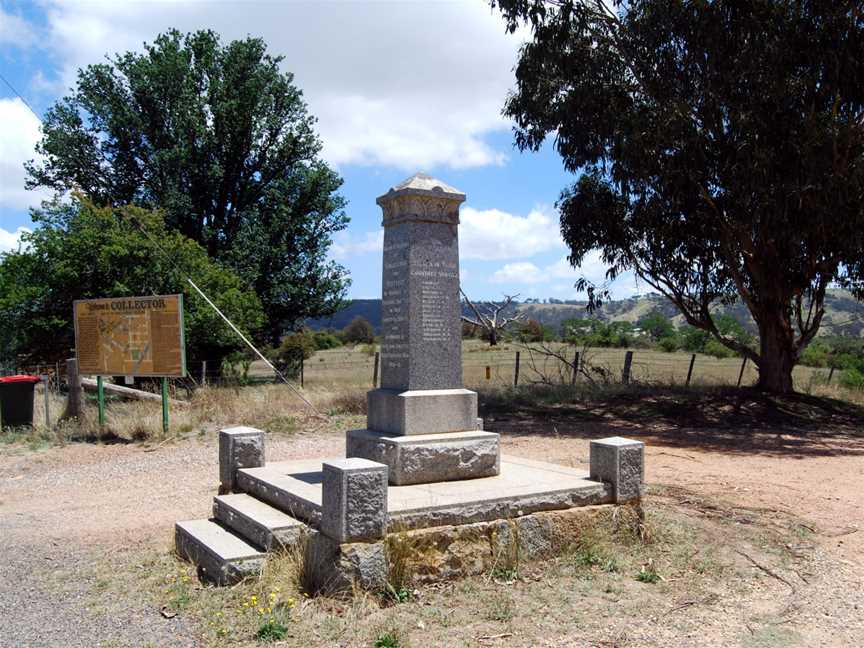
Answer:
top-left (685, 353), bottom-right (696, 386)
top-left (41, 374), bottom-right (51, 430)
top-left (622, 350), bottom-right (634, 385)
top-left (737, 357), bottom-right (748, 387)
top-left (62, 358), bottom-right (82, 420)
top-left (373, 351), bottom-right (380, 387)
top-left (571, 350), bottom-right (580, 385)
top-left (485, 366), bottom-right (491, 381)
top-left (300, 355), bottom-right (305, 388)
top-left (514, 351), bottom-right (520, 387)
top-left (201, 360), bottom-right (207, 387)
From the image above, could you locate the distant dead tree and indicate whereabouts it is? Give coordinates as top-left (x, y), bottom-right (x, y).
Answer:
top-left (460, 290), bottom-right (525, 346)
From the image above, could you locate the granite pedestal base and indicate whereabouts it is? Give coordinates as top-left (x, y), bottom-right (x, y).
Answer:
top-left (367, 388), bottom-right (478, 436)
top-left (346, 428), bottom-right (500, 485)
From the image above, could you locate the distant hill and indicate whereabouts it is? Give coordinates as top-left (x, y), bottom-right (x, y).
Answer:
top-left (306, 289), bottom-right (864, 337)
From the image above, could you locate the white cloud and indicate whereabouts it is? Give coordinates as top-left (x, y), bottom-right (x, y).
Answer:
top-left (330, 230), bottom-right (383, 261)
top-left (0, 226), bottom-right (30, 252)
top-left (0, 6), bottom-right (37, 47)
top-left (546, 251), bottom-right (612, 284)
top-left (490, 261), bottom-right (543, 284)
top-left (0, 98), bottom-right (52, 211)
top-left (489, 252), bottom-right (643, 299)
top-left (545, 252), bottom-right (644, 299)
top-left (460, 205), bottom-right (564, 261)
top-left (34, 0), bottom-right (525, 170)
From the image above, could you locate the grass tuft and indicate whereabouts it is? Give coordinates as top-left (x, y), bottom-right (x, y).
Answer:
top-left (255, 619), bottom-right (288, 642)
top-left (374, 632), bottom-right (402, 648)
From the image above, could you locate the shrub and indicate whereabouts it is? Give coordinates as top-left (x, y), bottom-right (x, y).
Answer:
top-left (311, 330), bottom-right (342, 350)
top-left (342, 316), bottom-right (375, 345)
top-left (519, 319), bottom-right (545, 342)
top-left (637, 310), bottom-right (675, 341)
top-left (703, 338), bottom-right (736, 359)
top-left (679, 325), bottom-right (709, 352)
top-left (840, 367), bottom-right (864, 390)
top-left (271, 330), bottom-right (315, 380)
top-left (658, 336), bottom-right (679, 353)
top-left (221, 351), bottom-right (253, 384)
top-left (277, 331), bottom-right (316, 360)
top-left (799, 341), bottom-right (831, 367)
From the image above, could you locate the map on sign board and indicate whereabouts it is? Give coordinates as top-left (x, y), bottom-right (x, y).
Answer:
top-left (73, 295), bottom-right (186, 377)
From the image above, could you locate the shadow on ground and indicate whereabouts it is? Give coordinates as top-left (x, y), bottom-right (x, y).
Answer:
top-left (479, 385), bottom-right (864, 458)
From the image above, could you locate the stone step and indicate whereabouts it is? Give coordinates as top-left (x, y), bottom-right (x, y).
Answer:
top-left (235, 466), bottom-right (322, 526)
top-left (174, 519), bottom-right (265, 585)
top-left (213, 493), bottom-right (309, 551)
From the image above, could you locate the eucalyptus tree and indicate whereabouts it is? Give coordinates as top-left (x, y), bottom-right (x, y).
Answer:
top-left (493, 0), bottom-right (864, 392)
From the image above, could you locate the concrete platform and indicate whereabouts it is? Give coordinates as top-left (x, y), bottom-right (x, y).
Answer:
top-left (236, 455), bottom-right (611, 531)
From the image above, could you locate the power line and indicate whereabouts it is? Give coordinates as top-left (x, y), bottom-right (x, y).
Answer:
top-left (0, 71), bottom-right (41, 123)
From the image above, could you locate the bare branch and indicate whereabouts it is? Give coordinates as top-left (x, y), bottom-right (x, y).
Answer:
top-left (460, 289), bottom-right (525, 345)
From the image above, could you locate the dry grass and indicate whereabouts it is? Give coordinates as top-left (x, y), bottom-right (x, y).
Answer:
top-left (81, 491), bottom-right (816, 648)
top-left (295, 341), bottom-right (841, 392)
top-left (1, 382), bottom-right (368, 447)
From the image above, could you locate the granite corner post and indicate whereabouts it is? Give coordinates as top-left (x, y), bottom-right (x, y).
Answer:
top-left (218, 426), bottom-right (265, 494)
top-left (346, 173), bottom-right (500, 485)
top-left (320, 458), bottom-right (389, 543)
top-left (589, 437), bottom-right (645, 503)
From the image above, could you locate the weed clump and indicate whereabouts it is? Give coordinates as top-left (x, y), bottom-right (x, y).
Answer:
top-left (255, 618), bottom-right (288, 642)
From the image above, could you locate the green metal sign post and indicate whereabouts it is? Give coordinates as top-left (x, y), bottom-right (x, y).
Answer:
top-left (96, 375), bottom-right (106, 427)
top-left (161, 377), bottom-right (169, 435)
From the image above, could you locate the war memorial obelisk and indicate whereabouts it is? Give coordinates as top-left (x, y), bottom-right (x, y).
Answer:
top-left (347, 173), bottom-right (500, 484)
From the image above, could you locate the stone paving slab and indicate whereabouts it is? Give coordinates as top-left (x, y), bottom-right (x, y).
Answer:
top-left (174, 519), bottom-right (265, 585)
top-left (247, 456), bottom-right (611, 531)
top-left (235, 464), bottom-right (323, 524)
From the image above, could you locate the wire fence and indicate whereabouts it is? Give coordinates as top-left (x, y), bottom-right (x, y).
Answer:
top-left (11, 344), bottom-right (838, 393)
top-left (7, 343), bottom-right (841, 433)
top-left (254, 343), bottom-right (835, 391)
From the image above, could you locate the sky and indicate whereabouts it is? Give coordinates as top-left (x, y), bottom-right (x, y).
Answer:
top-left (0, 0), bottom-right (641, 302)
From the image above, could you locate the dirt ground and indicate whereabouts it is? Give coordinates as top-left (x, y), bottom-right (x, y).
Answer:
top-left (1, 390), bottom-right (863, 647)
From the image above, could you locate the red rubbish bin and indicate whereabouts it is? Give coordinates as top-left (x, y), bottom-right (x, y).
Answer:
top-left (0, 375), bottom-right (41, 428)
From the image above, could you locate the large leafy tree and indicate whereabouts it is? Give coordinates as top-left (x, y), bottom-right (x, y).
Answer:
top-left (0, 196), bottom-right (264, 367)
top-left (494, 1), bottom-right (864, 392)
top-left (26, 29), bottom-right (349, 343)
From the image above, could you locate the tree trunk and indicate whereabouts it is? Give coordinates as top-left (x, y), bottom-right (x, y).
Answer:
top-left (755, 317), bottom-right (796, 393)
top-left (488, 328), bottom-right (498, 346)
top-left (270, 324), bottom-right (283, 348)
